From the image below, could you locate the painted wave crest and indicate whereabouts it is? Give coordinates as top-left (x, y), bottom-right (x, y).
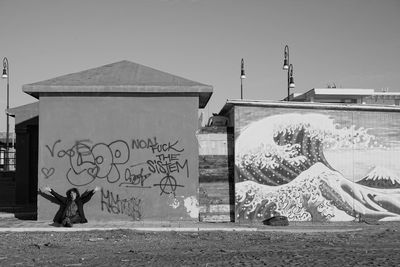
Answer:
top-left (236, 113), bottom-right (376, 185)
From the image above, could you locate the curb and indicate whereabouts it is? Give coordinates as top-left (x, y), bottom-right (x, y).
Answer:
top-left (0, 226), bottom-right (363, 233)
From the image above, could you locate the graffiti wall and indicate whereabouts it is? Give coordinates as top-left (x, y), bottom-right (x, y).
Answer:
top-left (38, 96), bottom-right (199, 221)
top-left (235, 105), bottom-right (400, 222)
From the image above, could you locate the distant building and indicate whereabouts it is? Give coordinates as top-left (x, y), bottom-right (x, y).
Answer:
top-left (0, 132), bottom-right (16, 148)
top-left (0, 132), bottom-right (16, 171)
top-left (284, 88), bottom-right (400, 105)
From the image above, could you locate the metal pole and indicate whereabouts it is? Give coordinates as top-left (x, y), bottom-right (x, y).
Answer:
top-left (287, 70), bottom-right (290, 102)
top-left (241, 78), bottom-right (243, 100)
top-left (286, 46), bottom-right (290, 102)
top-left (6, 75), bottom-right (9, 171)
top-left (2, 57), bottom-right (9, 171)
top-left (240, 58), bottom-right (245, 100)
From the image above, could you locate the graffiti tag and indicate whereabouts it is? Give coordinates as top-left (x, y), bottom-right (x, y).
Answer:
top-left (101, 188), bottom-right (142, 220)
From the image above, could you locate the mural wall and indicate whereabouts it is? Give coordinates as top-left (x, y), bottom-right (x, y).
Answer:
top-left (38, 96), bottom-right (199, 221)
top-left (235, 106), bottom-right (400, 222)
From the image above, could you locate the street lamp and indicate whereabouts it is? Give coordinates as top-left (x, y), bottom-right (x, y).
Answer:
top-left (283, 45), bottom-right (295, 101)
top-left (288, 64), bottom-right (295, 88)
top-left (240, 58), bottom-right (246, 99)
top-left (2, 57), bottom-right (9, 171)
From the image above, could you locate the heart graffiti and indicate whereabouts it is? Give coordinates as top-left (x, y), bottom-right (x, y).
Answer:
top-left (41, 167), bottom-right (55, 179)
top-left (87, 166), bottom-right (99, 178)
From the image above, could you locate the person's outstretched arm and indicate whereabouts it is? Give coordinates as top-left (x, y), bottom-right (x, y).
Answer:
top-left (43, 186), bottom-right (67, 204)
top-left (81, 186), bottom-right (101, 203)
top-left (38, 187), bottom-right (62, 205)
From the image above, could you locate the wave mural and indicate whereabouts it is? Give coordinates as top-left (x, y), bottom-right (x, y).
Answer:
top-left (236, 112), bottom-right (400, 222)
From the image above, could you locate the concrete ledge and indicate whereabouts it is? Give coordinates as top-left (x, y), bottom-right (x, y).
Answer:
top-left (0, 219), bottom-right (365, 233)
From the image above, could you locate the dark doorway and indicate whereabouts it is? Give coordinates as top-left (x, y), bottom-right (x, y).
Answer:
top-left (14, 116), bottom-right (38, 219)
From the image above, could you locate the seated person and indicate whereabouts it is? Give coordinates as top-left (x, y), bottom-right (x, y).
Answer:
top-left (39, 186), bottom-right (100, 227)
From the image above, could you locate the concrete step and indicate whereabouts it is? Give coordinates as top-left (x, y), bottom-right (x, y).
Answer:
top-left (0, 205), bottom-right (37, 220)
top-left (0, 212), bottom-right (15, 218)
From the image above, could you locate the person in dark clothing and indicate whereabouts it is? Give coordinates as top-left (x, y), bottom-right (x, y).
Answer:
top-left (39, 186), bottom-right (100, 227)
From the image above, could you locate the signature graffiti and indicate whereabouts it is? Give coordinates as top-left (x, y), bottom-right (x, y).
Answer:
top-left (101, 188), bottom-right (142, 220)
top-left (120, 163), bottom-right (152, 188)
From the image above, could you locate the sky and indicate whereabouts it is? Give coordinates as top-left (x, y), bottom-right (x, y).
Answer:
top-left (0, 0), bottom-right (399, 131)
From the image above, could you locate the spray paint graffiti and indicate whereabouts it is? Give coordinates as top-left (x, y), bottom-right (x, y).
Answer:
top-left (41, 167), bottom-right (55, 179)
top-left (45, 139), bottom-right (61, 157)
top-left (153, 174), bottom-right (184, 196)
top-left (131, 137), bottom-right (157, 150)
top-left (101, 188), bottom-right (142, 220)
top-left (120, 163), bottom-right (152, 188)
top-left (56, 140), bottom-right (130, 186)
top-left (132, 137), bottom-right (189, 196)
top-left (236, 110), bottom-right (400, 222)
top-left (147, 154), bottom-right (189, 177)
top-left (44, 137), bottom-right (190, 196)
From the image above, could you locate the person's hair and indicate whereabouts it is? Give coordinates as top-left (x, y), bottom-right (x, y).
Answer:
top-left (66, 188), bottom-right (80, 199)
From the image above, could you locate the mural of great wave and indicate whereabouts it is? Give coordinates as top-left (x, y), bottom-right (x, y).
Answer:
top-left (235, 111), bottom-right (400, 222)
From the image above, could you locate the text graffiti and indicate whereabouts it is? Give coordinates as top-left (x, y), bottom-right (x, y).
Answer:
top-left (147, 155), bottom-right (189, 177)
top-left (132, 137), bottom-right (157, 150)
top-left (101, 188), bottom-right (142, 220)
top-left (149, 140), bottom-right (184, 153)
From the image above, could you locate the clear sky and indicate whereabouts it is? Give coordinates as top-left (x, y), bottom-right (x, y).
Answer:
top-left (0, 0), bottom-right (399, 131)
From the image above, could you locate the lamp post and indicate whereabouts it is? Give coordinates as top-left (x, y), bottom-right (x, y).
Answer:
top-left (2, 57), bottom-right (9, 171)
top-left (240, 58), bottom-right (246, 99)
top-left (283, 45), bottom-right (295, 101)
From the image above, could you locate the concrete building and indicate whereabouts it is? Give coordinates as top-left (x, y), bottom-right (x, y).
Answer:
top-left (285, 88), bottom-right (400, 105)
top-left (7, 60), bottom-right (213, 221)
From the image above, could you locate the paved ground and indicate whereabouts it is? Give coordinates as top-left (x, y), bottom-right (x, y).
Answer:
top-left (0, 214), bottom-right (399, 266)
